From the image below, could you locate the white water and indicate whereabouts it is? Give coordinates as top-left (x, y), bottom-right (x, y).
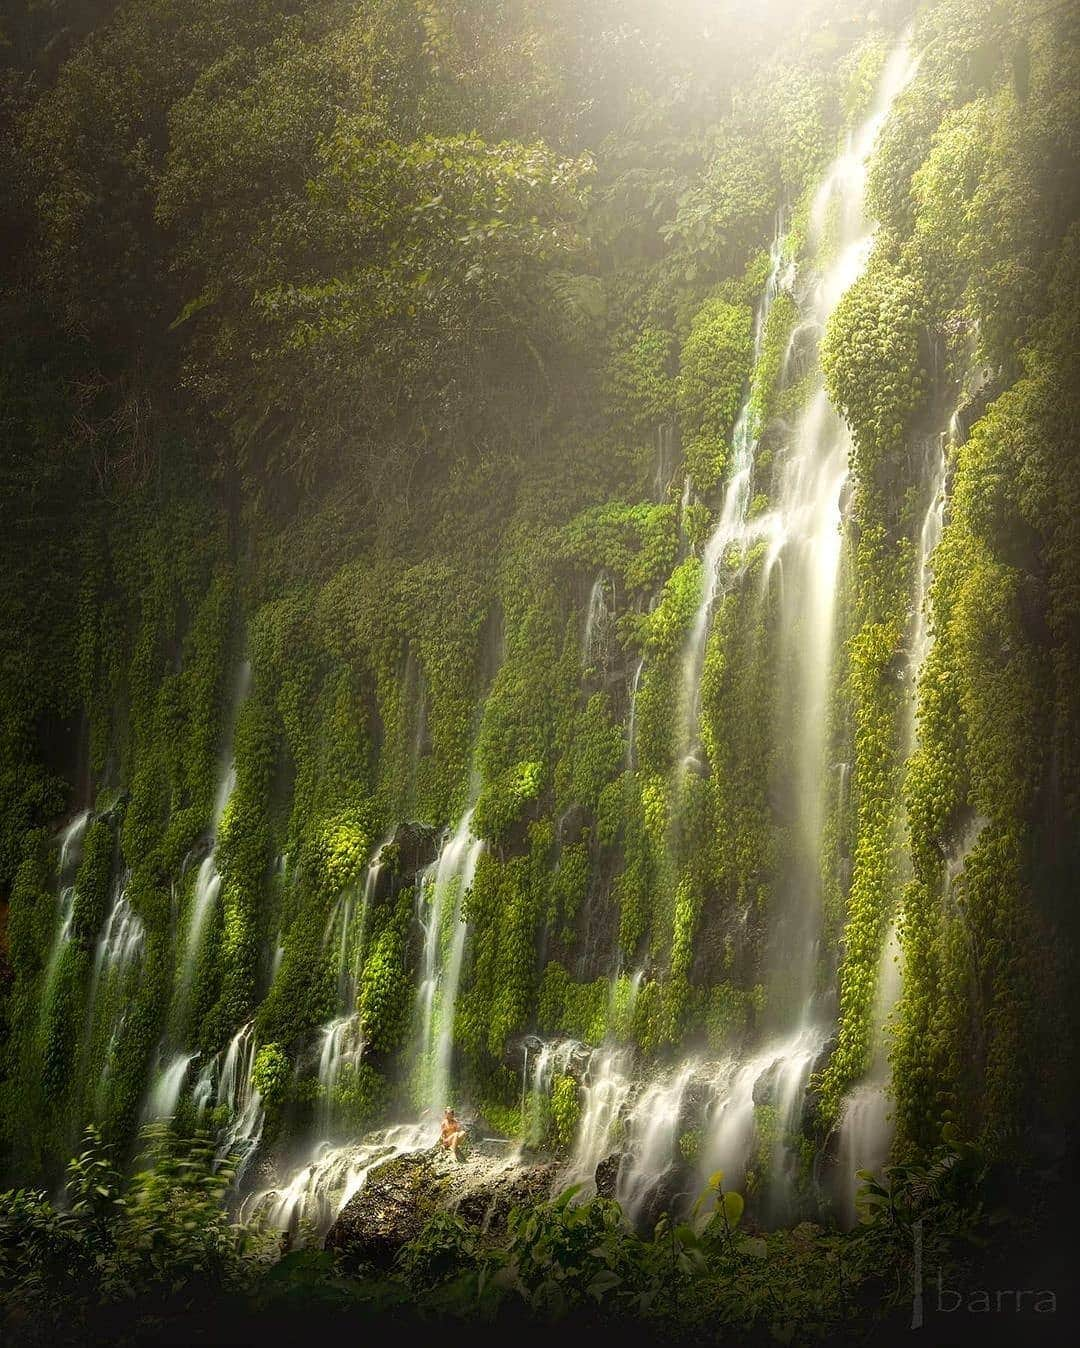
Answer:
top-left (215, 1022), bottom-right (265, 1178)
top-left (323, 837), bottom-right (389, 1017)
top-left (625, 657), bottom-right (644, 768)
top-left (700, 1026), bottom-right (827, 1199)
top-left (145, 1051), bottom-right (197, 1121)
top-left (581, 574), bottom-right (614, 672)
top-left (81, 876), bottom-right (145, 1109)
top-left (679, 225), bottom-right (788, 749)
top-left (835, 406), bottom-right (954, 1220)
top-left (316, 1013), bottom-right (364, 1118)
top-left (835, 925), bottom-right (902, 1223)
top-left (756, 38), bottom-right (918, 1024)
top-left (564, 1045), bottom-right (634, 1193)
top-left (242, 1122), bottom-right (431, 1237)
top-left (173, 665), bottom-right (251, 1021)
top-left (35, 812), bottom-right (92, 1041)
top-left (616, 1060), bottom-right (697, 1223)
top-left (414, 808), bottom-right (483, 1119)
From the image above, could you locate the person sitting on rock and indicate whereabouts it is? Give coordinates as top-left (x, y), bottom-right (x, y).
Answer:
top-left (439, 1106), bottom-right (466, 1161)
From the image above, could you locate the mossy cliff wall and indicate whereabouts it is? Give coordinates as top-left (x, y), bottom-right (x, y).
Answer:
top-left (1, 0), bottom-right (1077, 1181)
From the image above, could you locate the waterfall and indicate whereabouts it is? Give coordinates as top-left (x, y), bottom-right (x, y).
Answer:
top-left (564, 1046), bottom-right (634, 1193)
top-left (82, 876), bottom-right (145, 1111)
top-left (835, 925), bottom-right (902, 1223)
top-left (241, 1122), bottom-right (430, 1238)
top-left (905, 428), bottom-right (950, 752)
top-left (144, 662), bottom-right (251, 1120)
top-left (173, 661), bottom-right (251, 1024)
top-left (215, 1022), bottom-right (265, 1178)
top-left (413, 808), bottom-right (483, 1122)
top-left (625, 658), bottom-right (644, 769)
top-left (679, 223), bottom-right (788, 755)
top-left (145, 1051), bottom-right (197, 1121)
top-left (700, 1025), bottom-right (827, 1202)
top-left (615, 1060), bottom-right (697, 1225)
top-left (834, 403), bottom-right (954, 1219)
top-left (38, 811), bottom-right (90, 1005)
top-left (757, 37), bottom-right (917, 1023)
top-left (581, 574), bottom-right (613, 672)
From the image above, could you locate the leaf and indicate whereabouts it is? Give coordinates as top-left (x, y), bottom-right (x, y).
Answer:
top-left (586, 1269), bottom-right (622, 1301)
top-left (721, 1190), bottom-right (744, 1229)
top-left (707, 1170), bottom-right (725, 1190)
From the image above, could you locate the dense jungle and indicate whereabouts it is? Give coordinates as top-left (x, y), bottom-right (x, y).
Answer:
top-left (1, 0), bottom-right (1079, 1343)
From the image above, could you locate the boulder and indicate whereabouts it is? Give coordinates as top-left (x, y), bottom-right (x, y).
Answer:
top-left (324, 1151), bottom-right (443, 1269)
top-left (594, 1152), bottom-right (621, 1198)
top-left (450, 1160), bottom-right (558, 1234)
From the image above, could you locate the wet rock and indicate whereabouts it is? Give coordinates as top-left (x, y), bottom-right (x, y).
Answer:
top-left (594, 1152), bottom-right (621, 1198)
top-left (384, 822), bottom-right (441, 888)
top-left (555, 804), bottom-right (589, 847)
top-left (632, 1164), bottom-right (697, 1234)
top-left (324, 1151), bottom-right (443, 1269)
top-left (450, 1159), bottom-right (558, 1234)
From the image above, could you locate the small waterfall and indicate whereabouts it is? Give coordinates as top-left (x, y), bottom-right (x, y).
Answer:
top-left (322, 837), bottom-right (389, 1016)
top-left (173, 662), bottom-right (251, 1022)
top-left (82, 876), bottom-right (145, 1110)
top-left (701, 1026), bottom-right (826, 1200)
top-left (760, 37), bottom-right (917, 1021)
top-left (653, 422), bottom-right (677, 498)
top-left (835, 925), bottom-right (902, 1223)
top-left (625, 658), bottom-right (644, 768)
top-left (316, 1013), bottom-right (364, 1119)
top-left (39, 812), bottom-right (91, 1002)
top-left (581, 574), bottom-right (614, 672)
top-left (905, 427), bottom-right (950, 753)
top-left (192, 1022), bottom-right (265, 1178)
top-left (242, 1122), bottom-right (430, 1238)
top-left (215, 1022), bottom-right (264, 1178)
top-left (145, 1051), bottom-right (197, 1121)
top-left (564, 1046), bottom-right (634, 1193)
top-left (834, 404), bottom-right (955, 1220)
top-left (615, 1060), bottom-right (697, 1224)
top-left (679, 224), bottom-right (788, 753)
top-left (414, 809), bottom-right (483, 1121)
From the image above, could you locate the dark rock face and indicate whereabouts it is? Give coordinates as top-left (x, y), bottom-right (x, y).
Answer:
top-left (383, 821), bottom-right (441, 890)
top-left (324, 1152), bottom-right (442, 1269)
top-left (594, 1152), bottom-right (621, 1198)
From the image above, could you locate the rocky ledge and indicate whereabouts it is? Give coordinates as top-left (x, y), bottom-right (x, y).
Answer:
top-left (325, 1142), bottom-right (558, 1269)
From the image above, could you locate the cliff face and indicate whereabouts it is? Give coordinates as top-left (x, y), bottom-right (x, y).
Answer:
top-left (1, 0), bottom-right (1078, 1232)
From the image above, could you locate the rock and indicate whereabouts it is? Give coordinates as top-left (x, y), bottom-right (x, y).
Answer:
top-left (324, 1151), bottom-right (442, 1269)
top-left (383, 822), bottom-right (441, 889)
top-left (594, 1152), bottom-right (621, 1198)
top-left (450, 1160), bottom-right (558, 1234)
top-left (555, 804), bottom-right (589, 847)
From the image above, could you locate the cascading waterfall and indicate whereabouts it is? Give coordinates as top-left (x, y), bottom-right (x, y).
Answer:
top-left (315, 837), bottom-right (392, 1117)
top-left (37, 811), bottom-right (90, 1012)
top-left (615, 1060), bottom-right (697, 1224)
top-left (761, 39), bottom-right (918, 1022)
top-left (82, 875), bottom-right (145, 1111)
top-left (679, 223), bottom-right (788, 755)
top-left (833, 406), bottom-right (953, 1219)
top-left (563, 1045), bottom-right (634, 1193)
top-left (834, 925), bottom-right (902, 1223)
top-left (581, 573), bottom-right (614, 673)
top-left (173, 662), bottom-right (252, 1019)
top-left (246, 805), bottom-right (485, 1237)
top-left (414, 808), bottom-right (484, 1121)
top-left (145, 662), bottom-right (251, 1120)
